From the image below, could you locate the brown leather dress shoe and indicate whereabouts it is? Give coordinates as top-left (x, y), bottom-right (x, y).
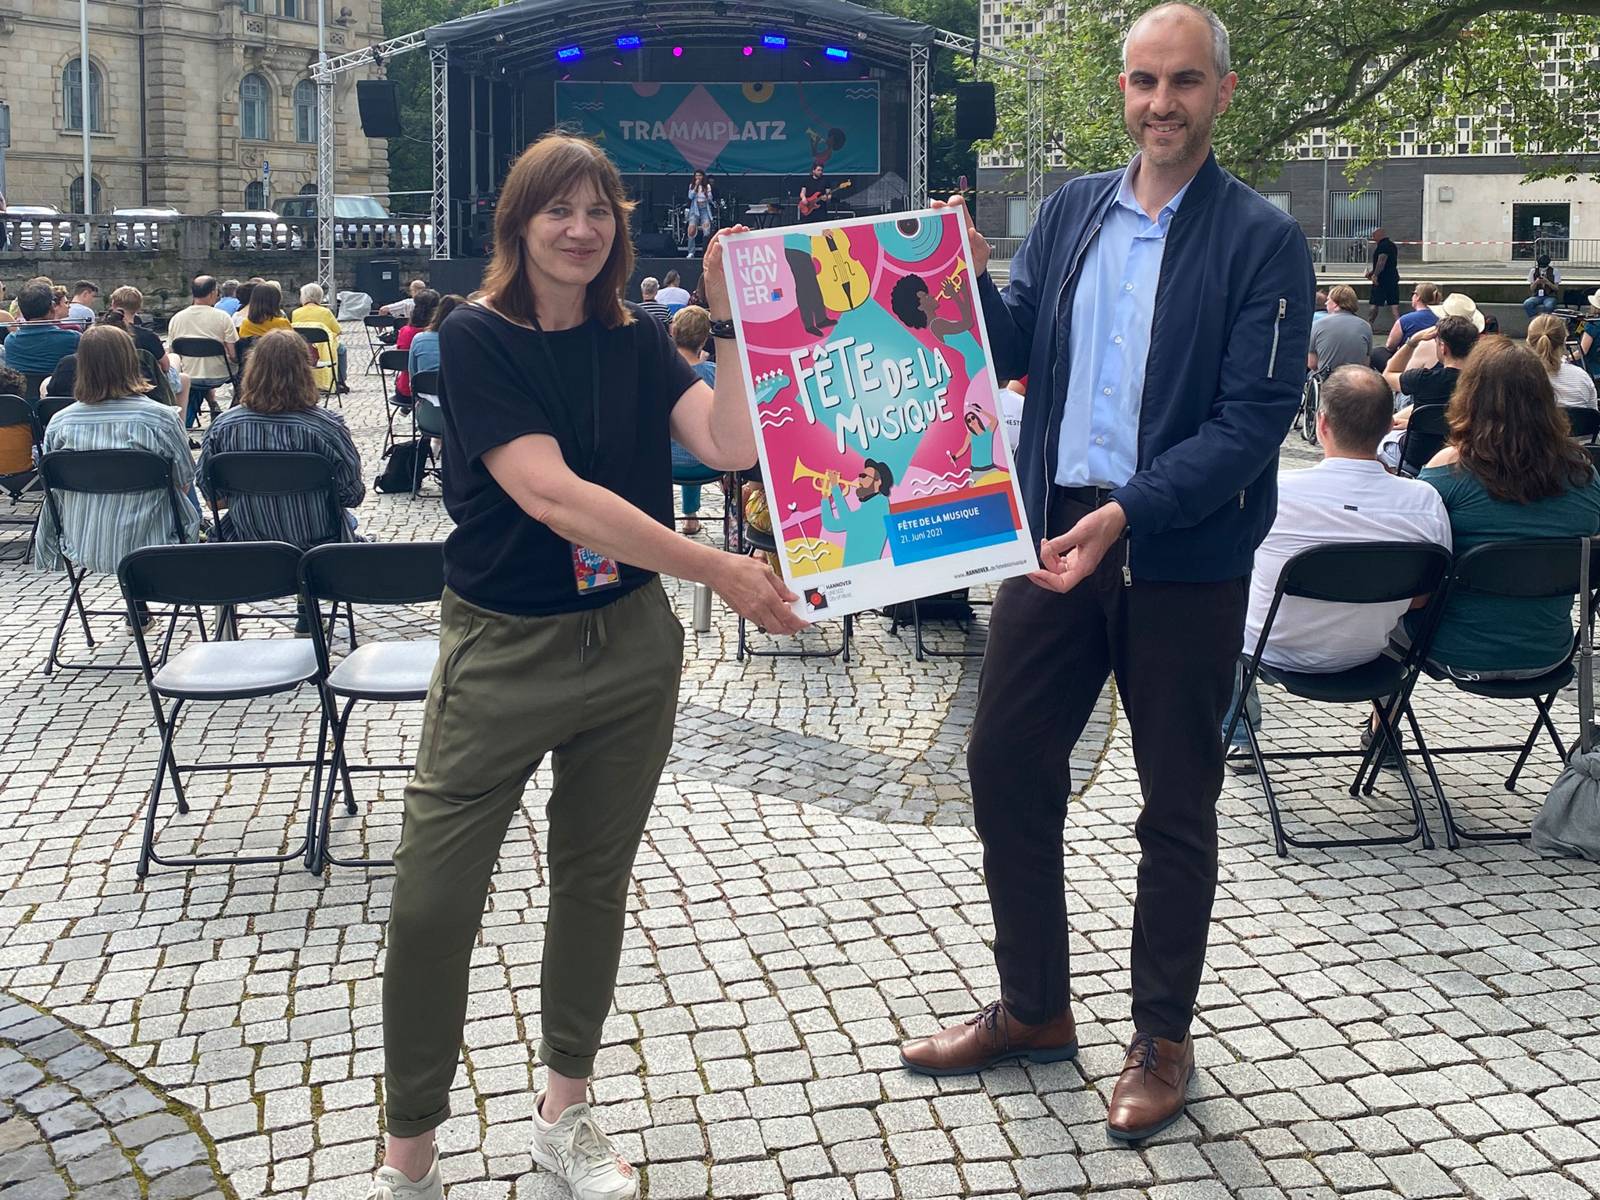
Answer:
top-left (899, 1000), bottom-right (1077, 1077)
top-left (1105, 1032), bottom-right (1195, 1142)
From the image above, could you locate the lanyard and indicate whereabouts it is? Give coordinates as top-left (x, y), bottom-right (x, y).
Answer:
top-left (529, 319), bottom-right (603, 478)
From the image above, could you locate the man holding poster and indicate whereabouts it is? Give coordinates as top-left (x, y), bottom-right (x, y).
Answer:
top-left (896, 2), bottom-right (1313, 1144)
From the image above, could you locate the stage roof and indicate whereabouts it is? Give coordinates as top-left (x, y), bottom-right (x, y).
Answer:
top-left (424, 0), bottom-right (936, 75)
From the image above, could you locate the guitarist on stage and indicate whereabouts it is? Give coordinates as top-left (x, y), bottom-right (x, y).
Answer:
top-left (798, 163), bottom-right (834, 224)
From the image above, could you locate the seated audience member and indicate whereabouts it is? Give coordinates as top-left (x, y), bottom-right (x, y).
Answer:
top-left (658, 270), bottom-right (691, 312)
top-left (1581, 289), bottom-right (1600, 381)
top-left (380, 279), bottom-right (427, 321)
top-left (168, 274), bottom-right (238, 427)
top-left (392, 289), bottom-right (439, 406)
top-left (106, 286), bottom-right (189, 414)
top-left (292, 282), bottom-right (349, 395)
top-left (34, 325), bottom-right (201, 576)
top-left (669, 306), bottom-right (719, 536)
top-left (66, 280), bottom-right (100, 329)
top-left (216, 279), bottom-right (242, 317)
top-left (1524, 253), bottom-right (1561, 318)
top-left (1227, 366), bottom-right (1451, 750)
top-left (0, 364), bottom-right (24, 398)
top-left (239, 281), bottom-right (292, 338)
top-left (1385, 282), bottom-right (1443, 352)
top-left (0, 281), bottom-right (11, 325)
top-left (1, 281), bottom-right (81, 375)
top-left (1406, 338), bottom-right (1600, 679)
top-left (230, 280), bottom-right (260, 331)
top-left (405, 293), bottom-right (464, 402)
top-left (1379, 315), bottom-right (1482, 469)
top-left (198, 328), bottom-right (363, 547)
top-left (1308, 285), bottom-right (1372, 377)
top-left (1527, 313), bottom-right (1597, 410)
top-left (1312, 290), bottom-right (1329, 324)
top-left (637, 278), bottom-right (670, 325)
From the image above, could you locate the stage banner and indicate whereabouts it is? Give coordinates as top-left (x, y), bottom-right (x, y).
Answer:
top-left (723, 208), bottom-right (1035, 621)
top-left (553, 81), bottom-right (880, 175)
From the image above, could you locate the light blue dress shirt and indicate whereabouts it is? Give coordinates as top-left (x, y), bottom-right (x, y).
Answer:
top-left (1056, 158), bottom-right (1191, 487)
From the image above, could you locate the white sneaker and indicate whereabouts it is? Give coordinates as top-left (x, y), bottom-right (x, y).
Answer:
top-left (530, 1098), bottom-right (639, 1200)
top-left (364, 1150), bottom-right (442, 1200)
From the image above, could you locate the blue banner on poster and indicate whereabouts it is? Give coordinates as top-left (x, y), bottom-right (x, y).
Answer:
top-left (553, 81), bottom-right (880, 176)
top-left (885, 489), bottom-right (1021, 566)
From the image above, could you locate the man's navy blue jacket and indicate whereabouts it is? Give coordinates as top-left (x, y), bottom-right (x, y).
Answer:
top-left (979, 153), bottom-right (1315, 583)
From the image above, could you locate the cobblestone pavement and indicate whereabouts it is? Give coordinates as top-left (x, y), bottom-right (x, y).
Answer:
top-left (1, 334), bottom-right (1599, 1199)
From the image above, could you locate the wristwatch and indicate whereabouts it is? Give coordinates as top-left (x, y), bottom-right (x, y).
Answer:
top-left (709, 317), bottom-right (737, 340)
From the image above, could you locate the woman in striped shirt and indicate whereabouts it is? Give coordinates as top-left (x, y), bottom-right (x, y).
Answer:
top-left (34, 325), bottom-right (201, 575)
top-left (197, 328), bottom-right (364, 547)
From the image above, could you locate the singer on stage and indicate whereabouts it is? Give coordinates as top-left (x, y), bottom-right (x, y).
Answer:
top-left (368, 132), bottom-right (803, 1200)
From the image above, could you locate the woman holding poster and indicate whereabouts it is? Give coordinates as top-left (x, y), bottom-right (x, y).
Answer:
top-left (366, 133), bottom-right (802, 1200)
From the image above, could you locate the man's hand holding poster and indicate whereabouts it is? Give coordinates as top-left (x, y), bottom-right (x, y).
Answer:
top-left (723, 208), bottom-right (1035, 620)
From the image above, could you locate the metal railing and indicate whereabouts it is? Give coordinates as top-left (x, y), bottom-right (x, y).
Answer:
top-left (0, 212), bottom-right (433, 256)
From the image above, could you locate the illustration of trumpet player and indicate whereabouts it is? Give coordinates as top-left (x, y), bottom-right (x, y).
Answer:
top-left (888, 259), bottom-right (986, 380)
top-left (818, 458), bottom-right (894, 567)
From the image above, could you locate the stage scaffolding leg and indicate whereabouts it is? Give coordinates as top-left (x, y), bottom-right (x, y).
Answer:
top-left (431, 46), bottom-right (451, 261)
top-left (909, 45), bottom-right (928, 209)
top-left (1026, 70), bottom-right (1044, 222)
top-left (316, 74), bottom-right (336, 298)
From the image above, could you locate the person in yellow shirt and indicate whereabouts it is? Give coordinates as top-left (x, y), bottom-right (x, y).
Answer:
top-left (238, 281), bottom-right (293, 338)
top-left (292, 282), bottom-right (347, 395)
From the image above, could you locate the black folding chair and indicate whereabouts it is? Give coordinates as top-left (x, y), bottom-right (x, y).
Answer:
top-left (37, 449), bottom-right (204, 675)
top-left (1588, 444), bottom-right (1600, 473)
top-left (233, 336), bottom-right (258, 384)
top-left (301, 541), bottom-right (445, 871)
top-left (409, 373), bottom-right (444, 496)
top-left (22, 374), bottom-right (50, 403)
top-left (363, 314), bottom-right (397, 373)
top-left (1566, 406), bottom-right (1600, 443)
top-left (377, 349), bottom-right (412, 450)
top-left (887, 591), bottom-right (993, 660)
top-left (170, 336), bottom-right (239, 414)
top-left (1399, 538), bottom-right (1591, 845)
top-left (119, 542), bottom-right (332, 877)
top-left (201, 451), bottom-right (356, 645)
top-left (1223, 542), bottom-right (1453, 856)
top-left (295, 325), bottom-right (340, 406)
top-left (736, 520), bottom-right (853, 663)
top-left (1397, 405), bottom-right (1450, 478)
top-left (0, 395), bottom-right (41, 556)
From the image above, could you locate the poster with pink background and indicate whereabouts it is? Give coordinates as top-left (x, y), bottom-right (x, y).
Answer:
top-left (723, 207), bottom-right (1035, 620)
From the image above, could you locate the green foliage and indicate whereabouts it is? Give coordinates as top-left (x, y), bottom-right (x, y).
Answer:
top-left (875, 0), bottom-right (981, 192)
top-left (381, 0), bottom-right (496, 202)
top-left (986, 1), bottom-right (1600, 185)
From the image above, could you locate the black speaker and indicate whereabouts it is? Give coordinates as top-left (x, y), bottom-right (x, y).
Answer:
top-left (955, 82), bottom-right (997, 142)
top-left (355, 259), bottom-right (401, 306)
top-left (357, 80), bottom-right (403, 139)
top-left (635, 230), bottom-right (677, 256)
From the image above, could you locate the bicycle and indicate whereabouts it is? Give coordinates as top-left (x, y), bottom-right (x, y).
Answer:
top-left (1295, 371), bottom-right (1322, 445)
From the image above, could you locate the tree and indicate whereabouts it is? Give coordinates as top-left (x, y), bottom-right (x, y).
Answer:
top-left (381, 0), bottom-right (495, 203)
top-left (875, 0), bottom-right (982, 193)
top-left (985, 2), bottom-right (1600, 185)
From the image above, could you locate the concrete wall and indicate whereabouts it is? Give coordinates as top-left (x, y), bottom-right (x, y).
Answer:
top-left (1421, 173), bottom-right (1600, 263)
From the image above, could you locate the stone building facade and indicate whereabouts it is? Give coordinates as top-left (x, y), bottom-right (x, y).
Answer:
top-left (0, 0), bottom-right (388, 215)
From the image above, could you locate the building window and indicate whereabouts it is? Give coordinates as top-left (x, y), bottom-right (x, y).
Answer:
top-left (245, 181), bottom-right (267, 209)
top-left (69, 175), bottom-right (103, 213)
top-left (1006, 197), bottom-right (1030, 238)
top-left (1513, 202), bottom-right (1571, 261)
top-left (294, 80), bottom-right (318, 144)
top-left (1327, 190), bottom-right (1381, 255)
top-left (64, 58), bottom-right (105, 133)
top-left (282, 0), bottom-right (302, 17)
top-left (240, 73), bottom-right (270, 141)
top-left (1259, 191), bottom-right (1291, 213)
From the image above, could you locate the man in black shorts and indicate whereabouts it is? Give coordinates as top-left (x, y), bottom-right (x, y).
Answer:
top-left (1365, 226), bottom-right (1401, 330)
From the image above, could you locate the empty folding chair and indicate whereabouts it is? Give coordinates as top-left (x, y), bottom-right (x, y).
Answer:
top-left (1566, 406), bottom-right (1600, 444)
top-left (37, 448), bottom-right (204, 675)
top-left (377, 348), bottom-right (412, 450)
top-left (1224, 542), bottom-right (1452, 856)
top-left (301, 541), bottom-right (444, 871)
top-left (363, 314), bottom-right (396, 373)
top-left (409, 376), bottom-right (444, 497)
top-left (1398, 538), bottom-right (1591, 844)
top-left (119, 541), bottom-right (334, 877)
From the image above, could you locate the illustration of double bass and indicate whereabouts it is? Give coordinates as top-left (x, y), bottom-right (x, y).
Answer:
top-left (812, 226), bottom-right (870, 313)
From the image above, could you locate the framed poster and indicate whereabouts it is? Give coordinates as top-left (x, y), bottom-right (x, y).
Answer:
top-left (723, 207), bottom-right (1035, 621)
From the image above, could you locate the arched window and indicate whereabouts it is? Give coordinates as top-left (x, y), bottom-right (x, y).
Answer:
top-left (240, 73), bottom-right (270, 141)
top-left (299, 182), bottom-right (318, 195)
top-left (293, 80), bottom-right (318, 144)
top-left (245, 181), bottom-right (267, 209)
top-left (64, 58), bottom-right (105, 133)
top-left (69, 175), bottom-right (104, 213)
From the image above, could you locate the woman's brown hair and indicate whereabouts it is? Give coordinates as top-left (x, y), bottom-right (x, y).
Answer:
top-left (1525, 313), bottom-right (1569, 374)
top-left (480, 133), bottom-right (635, 330)
top-left (75, 325), bottom-right (153, 405)
top-left (239, 328), bottom-right (318, 415)
top-left (1447, 336), bottom-right (1593, 504)
top-left (428, 293), bottom-right (466, 332)
top-left (246, 280), bottom-right (283, 327)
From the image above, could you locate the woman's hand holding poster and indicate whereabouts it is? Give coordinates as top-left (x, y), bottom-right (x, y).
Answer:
top-left (723, 208), bottom-right (1035, 620)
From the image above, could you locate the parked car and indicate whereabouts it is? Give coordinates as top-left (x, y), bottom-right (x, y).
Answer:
top-left (109, 207), bottom-right (182, 250)
top-left (212, 210), bottom-right (299, 250)
top-left (5, 204), bottom-right (72, 251)
top-left (273, 194), bottom-right (431, 249)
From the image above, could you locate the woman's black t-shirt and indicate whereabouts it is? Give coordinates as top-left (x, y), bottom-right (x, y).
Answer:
top-left (437, 301), bottom-right (701, 616)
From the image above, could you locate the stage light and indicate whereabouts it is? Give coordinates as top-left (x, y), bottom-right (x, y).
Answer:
top-left (615, 34), bottom-right (641, 50)
top-left (671, 45), bottom-right (684, 57)
top-left (824, 45), bottom-right (850, 60)
top-left (741, 45), bottom-right (754, 56)
top-left (556, 44), bottom-right (583, 62)
top-left (761, 33), bottom-right (787, 49)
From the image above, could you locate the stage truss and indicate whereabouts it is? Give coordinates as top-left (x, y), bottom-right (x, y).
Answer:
top-left (311, 13), bottom-right (1044, 290)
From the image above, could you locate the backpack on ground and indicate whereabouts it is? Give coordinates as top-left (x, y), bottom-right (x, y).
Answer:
top-left (375, 439), bottom-right (427, 493)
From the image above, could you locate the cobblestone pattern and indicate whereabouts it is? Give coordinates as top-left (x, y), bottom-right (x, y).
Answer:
top-left (1, 337), bottom-right (1599, 1200)
top-left (0, 993), bottom-right (231, 1200)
